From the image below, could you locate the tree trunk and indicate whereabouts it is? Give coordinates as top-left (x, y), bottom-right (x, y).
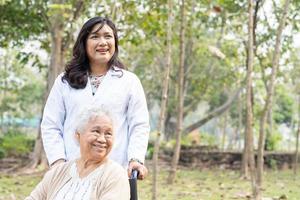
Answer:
top-left (294, 95), bottom-right (300, 176)
top-left (237, 95), bottom-right (243, 150)
top-left (243, 0), bottom-right (257, 197)
top-left (221, 111), bottom-right (228, 151)
top-left (268, 107), bottom-right (273, 136)
top-left (164, 113), bottom-right (177, 141)
top-left (164, 113), bottom-right (171, 140)
top-left (167, 0), bottom-right (185, 184)
top-left (255, 0), bottom-right (290, 198)
top-left (1, 54), bottom-right (8, 133)
top-left (264, 109), bottom-right (273, 151)
top-left (294, 94), bottom-right (300, 177)
top-left (31, 12), bottom-right (64, 168)
top-left (30, 0), bottom-right (85, 168)
top-left (152, 0), bottom-right (172, 199)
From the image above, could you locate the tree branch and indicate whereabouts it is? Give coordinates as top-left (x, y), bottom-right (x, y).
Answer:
top-left (253, 0), bottom-right (261, 53)
top-left (183, 86), bottom-right (243, 135)
top-left (62, 0), bottom-right (84, 51)
top-left (257, 55), bottom-right (268, 91)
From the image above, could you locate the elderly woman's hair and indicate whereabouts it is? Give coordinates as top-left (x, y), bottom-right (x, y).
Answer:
top-left (75, 106), bottom-right (113, 134)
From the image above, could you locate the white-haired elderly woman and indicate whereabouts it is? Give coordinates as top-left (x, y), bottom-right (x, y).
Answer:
top-left (25, 107), bottom-right (130, 200)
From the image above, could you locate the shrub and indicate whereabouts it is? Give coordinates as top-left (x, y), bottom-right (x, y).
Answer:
top-left (200, 132), bottom-right (217, 146)
top-left (0, 129), bottom-right (34, 157)
top-left (0, 148), bottom-right (5, 159)
top-left (0, 137), bottom-right (4, 159)
top-left (265, 131), bottom-right (282, 151)
top-left (266, 158), bottom-right (278, 170)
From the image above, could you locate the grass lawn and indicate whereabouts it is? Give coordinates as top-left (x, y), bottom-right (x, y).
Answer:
top-left (0, 166), bottom-right (299, 200)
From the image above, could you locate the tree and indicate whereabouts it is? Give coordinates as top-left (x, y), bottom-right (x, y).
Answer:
top-left (255, 0), bottom-right (291, 198)
top-left (113, 1), bottom-right (247, 142)
top-left (0, 0), bottom-right (88, 167)
top-left (243, 1), bottom-right (256, 197)
top-left (31, 0), bottom-right (86, 168)
top-left (294, 95), bottom-right (300, 176)
top-left (0, 0), bottom-right (46, 47)
top-left (152, 0), bottom-right (173, 198)
top-left (166, 1), bottom-right (246, 138)
top-left (167, 0), bottom-right (185, 184)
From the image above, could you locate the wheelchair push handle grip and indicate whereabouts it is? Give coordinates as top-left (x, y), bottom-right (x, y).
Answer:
top-left (130, 169), bottom-right (139, 179)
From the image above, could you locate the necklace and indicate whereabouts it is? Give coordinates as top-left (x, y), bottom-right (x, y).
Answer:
top-left (89, 74), bottom-right (105, 95)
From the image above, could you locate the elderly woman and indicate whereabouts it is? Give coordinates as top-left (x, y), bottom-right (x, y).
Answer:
top-left (26, 107), bottom-right (130, 200)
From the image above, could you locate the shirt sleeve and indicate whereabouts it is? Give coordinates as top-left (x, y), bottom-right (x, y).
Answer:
top-left (41, 74), bottom-right (67, 165)
top-left (126, 75), bottom-right (150, 163)
top-left (24, 166), bottom-right (55, 199)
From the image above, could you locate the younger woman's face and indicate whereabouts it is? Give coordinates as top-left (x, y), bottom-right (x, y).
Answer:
top-left (86, 24), bottom-right (116, 68)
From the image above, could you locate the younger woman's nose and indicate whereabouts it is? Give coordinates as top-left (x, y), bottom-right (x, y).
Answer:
top-left (97, 37), bottom-right (106, 46)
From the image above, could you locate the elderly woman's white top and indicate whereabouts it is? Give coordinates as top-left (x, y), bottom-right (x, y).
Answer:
top-left (41, 67), bottom-right (150, 167)
top-left (54, 162), bottom-right (103, 200)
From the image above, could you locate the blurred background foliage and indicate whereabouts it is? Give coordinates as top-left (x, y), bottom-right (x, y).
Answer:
top-left (0, 0), bottom-right (299, 157)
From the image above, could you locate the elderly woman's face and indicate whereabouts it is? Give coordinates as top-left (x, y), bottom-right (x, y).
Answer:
top-left (78, 115), bottom-right (113, 161)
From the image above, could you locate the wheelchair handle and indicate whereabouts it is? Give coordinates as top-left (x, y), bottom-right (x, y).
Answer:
top-left (131, 169), bottom-right (138, 179)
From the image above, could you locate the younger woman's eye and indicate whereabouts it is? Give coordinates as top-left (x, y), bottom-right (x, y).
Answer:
top-left (105, 35), bottom-right (113, 39)
top-left (90, 35), bottom-right (98, 39)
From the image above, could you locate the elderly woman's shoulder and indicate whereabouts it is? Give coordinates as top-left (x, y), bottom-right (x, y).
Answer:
top-left (39, 161), bottom-right (73, 186)
top-left (106, 159), bottom-right (127, 171)
top-left (47, 161), bottom-right (73, 176)
top-left (105, 160), bottom-right (128, 177)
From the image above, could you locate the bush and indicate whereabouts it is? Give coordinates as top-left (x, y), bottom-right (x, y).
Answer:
top-left (0, 137), bottom-right (4, 159)
top-left (0, 148), bottom-right (5, 159)
top-left (0, 129), bottom-right (34, 158)
top-left (200, 132), bottom-right (217, 146)
top-left (265, 131), bottom-right (282, 151)
top-left (161, 139), bottom-right (176, 150)
top-left (266, 158), bottom-right (278, 170)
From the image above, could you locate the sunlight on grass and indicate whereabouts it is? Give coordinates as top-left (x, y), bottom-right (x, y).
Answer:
top-left (138, 168), bottom-right (300, 200)
top-left (0, 174), bottom-right (41, 200)
top-left (0, 168), bottom-right (299, 200)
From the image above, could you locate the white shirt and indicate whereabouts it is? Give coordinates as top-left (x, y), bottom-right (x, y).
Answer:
top-left (41, 67), bottom-right (150, 167)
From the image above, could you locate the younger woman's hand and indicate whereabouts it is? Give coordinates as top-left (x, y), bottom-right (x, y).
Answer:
top-left (127, 160), bottom-right (148, 180)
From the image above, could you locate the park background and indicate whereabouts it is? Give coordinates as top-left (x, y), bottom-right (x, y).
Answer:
top-left (0, 0), bottom-right (300, 199)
